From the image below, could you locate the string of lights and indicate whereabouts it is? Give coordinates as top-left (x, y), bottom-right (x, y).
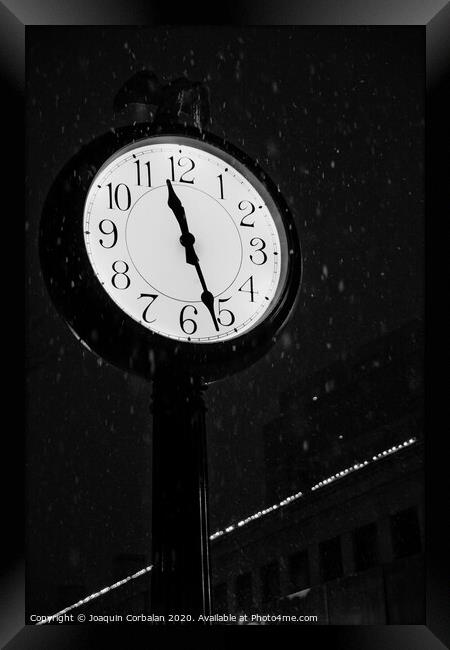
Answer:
top-left (210, 437), bottom-right (417, 541)
top-left (36, 436), bottom-right (417, 622)
top-left (210, 492), bottom-right (303, 540)
top-left (35, 565), bottom-right (153, 625)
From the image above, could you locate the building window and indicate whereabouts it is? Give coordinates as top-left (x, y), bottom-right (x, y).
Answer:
top-left (319, 536), bottom-right (343, 582)
top-left (213, 582), bottom-right (228, 613)
top-left (235, 572), bottom-right (253, 612)
top-left (261, 561), bottom-right (280, 603)
top-left (353, 522), bottom-right (379, 572)
top-left (390, 507), bottom-right (422, 559)
top-left (288, 550), bottom-right (310, 592)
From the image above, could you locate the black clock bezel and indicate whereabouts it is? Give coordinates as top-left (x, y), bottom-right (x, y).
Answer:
top-left (40, 123), bottom-right (302, 383)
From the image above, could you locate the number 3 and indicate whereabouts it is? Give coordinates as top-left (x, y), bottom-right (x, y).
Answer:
top-left (250, 237), bottom-right (267, 265)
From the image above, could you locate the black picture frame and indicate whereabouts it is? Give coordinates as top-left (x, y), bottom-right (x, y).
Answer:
top-left (5, 2), bottom-right (448, 648)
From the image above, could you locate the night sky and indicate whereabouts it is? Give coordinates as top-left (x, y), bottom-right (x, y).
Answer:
top-left (26, 26), bottom-right (423, 614)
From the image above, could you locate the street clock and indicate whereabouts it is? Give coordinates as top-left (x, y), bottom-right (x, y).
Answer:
top-left (84, 135), bottom-right (291, 344)
top-left (41, 123), bottom-right (301, 382)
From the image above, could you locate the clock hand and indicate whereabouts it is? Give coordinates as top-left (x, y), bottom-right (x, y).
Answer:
top-left (193, 261), bottom-right (220, 332)
top-left (166, 179), bottom-right (219, 332)
top-left (166, 179), bottom-right (198, 266)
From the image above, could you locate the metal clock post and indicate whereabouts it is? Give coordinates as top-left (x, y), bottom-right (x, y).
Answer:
top-left (118, 73), bottom-right (215, 619)
top-left (150, 370), bottom-right (211, 619)
top-left (39, 71), bottom-right (302, 623)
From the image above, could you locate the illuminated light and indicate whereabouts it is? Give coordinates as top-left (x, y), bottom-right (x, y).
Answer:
top-left (36, 564), bottom-right (153, 625)
top-left (210, 438), bottom-right (418, 542)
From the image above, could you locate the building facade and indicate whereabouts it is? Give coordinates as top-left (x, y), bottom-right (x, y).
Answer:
top-left (211, 320), bottom-right (424, 624)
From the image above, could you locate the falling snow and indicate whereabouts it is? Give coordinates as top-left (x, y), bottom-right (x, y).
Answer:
top-left (26, 26), bottom-right (424, 617)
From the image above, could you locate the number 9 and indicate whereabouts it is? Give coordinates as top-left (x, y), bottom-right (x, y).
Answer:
top-left (99, 219), bottom-right (118, 248)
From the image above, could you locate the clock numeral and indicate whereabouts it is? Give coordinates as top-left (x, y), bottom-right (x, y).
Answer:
top-left (107, 183), bottom-right (131, 211)
top-left (238, 275), bottom-right (258, 302)
top-left (250, 237), bottom-right (267, 265)
top-left (217, 173), bottom-right (225, 200)
top-left (111, 260), bottom-right (131, 290)
top-left (98, 219), bottom-right (118, 249)
top-left (217, 297), bottom-right (235, 327)
top-left (239, 200), bottom-right (255, 227)
top-left (169, 156), bottom-right (195, 184)
top-left (180, 304), bottom-right (198, 335)
top-left (138, 293), bottom-right (158, 323)
top-left (134, 159), bottom-right (152, 187)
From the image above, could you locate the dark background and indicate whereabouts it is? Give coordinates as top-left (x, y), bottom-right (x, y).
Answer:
top-left (26, 26), bottom-right (423, 617)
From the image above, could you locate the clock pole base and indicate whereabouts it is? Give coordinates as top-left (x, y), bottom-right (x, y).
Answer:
top-left (150, 371), bottom-right (212, 621)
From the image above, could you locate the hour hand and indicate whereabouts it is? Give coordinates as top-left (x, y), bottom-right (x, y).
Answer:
top-left (166, 179), bottom-right (185, 226)
top-left (166, 179), bottom-right (198, 265)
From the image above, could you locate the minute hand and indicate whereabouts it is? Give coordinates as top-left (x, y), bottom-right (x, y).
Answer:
top-left (166, 180), bottom-right (219, 332)
top-left (193, 260), bottom-right (219, 332)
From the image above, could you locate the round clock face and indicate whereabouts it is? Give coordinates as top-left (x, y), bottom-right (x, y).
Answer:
top-left (83, 135), bottom-right (290, 344)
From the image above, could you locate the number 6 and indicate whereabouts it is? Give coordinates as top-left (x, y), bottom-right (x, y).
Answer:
top-left (180, 305), bottom-right (198, 335)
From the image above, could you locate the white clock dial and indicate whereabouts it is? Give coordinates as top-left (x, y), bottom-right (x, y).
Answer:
top-left (83, 135), bottom-right (289, 343)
